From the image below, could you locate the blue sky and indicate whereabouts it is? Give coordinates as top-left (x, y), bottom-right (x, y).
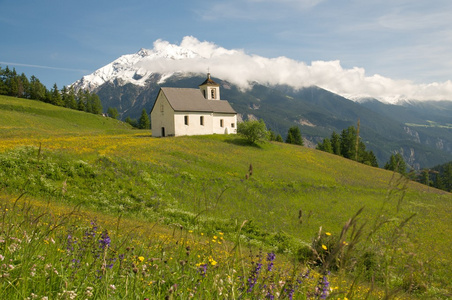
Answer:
top-left (1, 0), bottom-right (452, 94)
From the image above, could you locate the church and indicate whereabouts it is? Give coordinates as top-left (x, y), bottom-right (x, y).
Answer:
top-left (150, 73), bottom-right (237, 137)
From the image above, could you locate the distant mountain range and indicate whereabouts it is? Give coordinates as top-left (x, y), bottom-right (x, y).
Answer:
top-left (72, 46), bottom-right (452, 170)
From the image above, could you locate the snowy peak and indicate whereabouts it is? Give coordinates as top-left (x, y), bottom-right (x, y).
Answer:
top-left (73, 39), bottom-right (203, 90)
top-left (73, 36), bottom-right (452, 104)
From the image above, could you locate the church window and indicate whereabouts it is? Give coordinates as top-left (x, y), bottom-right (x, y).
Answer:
top-left (231, 123), bottom-right (235, 128)
top-left (220, 119), bottom-right (224, 127)
top-left (200, 116), bottom-right (204, 126)
top-left (184, 115), bottom-right (189, 125)
top-left (211, 89), bottom-right (216, 99)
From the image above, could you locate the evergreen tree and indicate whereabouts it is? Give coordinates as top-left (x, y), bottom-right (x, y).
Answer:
top-left (268, 129), bottom-right (276, 141)
top-left (138, 108), bottom-right (150, 129)
top-left (275, 134), bottom-right (283, 142)
top-left (89, 93), bottom-right (103, 114)
top-left (361, 150), bottom-right (379, 167)
top-left (29, 76), bottom-right (46, 101)
top-left (107, 107), bottom-right (119, 119)
top-left (84, 90), bottom-right (93, 113)
top-left (384, 153), bottom-right (407, 175)
top-left (50, 83), bottom-right (63, 106)
top-left (340, 126), bottom-right (357, 159)
top-left (0, 66), bottom-right (8, 94)
top-left (77, 89), bottom-right (86, 111)
top-left (285, 126), bottom-right (303, 145)
top-left (67, 86), bottom-right (77, 109)
top-left (316, 138), bottom-right (333, 153)
top-left (441, 163), bottom-right (452, 192)
top-left (125, 116), bottom-right (138, 128)
top-left (331, 132), bottom-right (341, 155)
top-left (419, 169), bottom-right (431, 186)
top-left (19, 73), bottom-right (30, 98)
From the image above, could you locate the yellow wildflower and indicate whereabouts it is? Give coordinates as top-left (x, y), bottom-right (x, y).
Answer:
top-left (138, 256), bottom-right (145, 262)
top-left (322, 244), bottom-right (328, 250)
top-left (325, 232), bottom-right (331, 236)
top-left (208, 256), bottom-right (217, 266)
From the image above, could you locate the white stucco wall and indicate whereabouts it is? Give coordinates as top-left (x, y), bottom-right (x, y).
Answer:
top-left (212, 113), bottom-right (237, 135)
top-left (174, 112), bottom-right (214, 136)
top-left (173, 112), bottom-right (237, 136)
top-left (151, 93), bottom-right (175, 137)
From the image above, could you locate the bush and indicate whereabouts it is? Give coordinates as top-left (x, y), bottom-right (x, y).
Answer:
top-left (237, 119), bottom-right (269, 144)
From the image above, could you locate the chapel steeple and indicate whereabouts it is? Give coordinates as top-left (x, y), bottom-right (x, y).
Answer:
top-left (199, 73), bottom-right (220, 100)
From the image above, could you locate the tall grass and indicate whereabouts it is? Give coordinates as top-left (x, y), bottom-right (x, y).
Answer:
top-left (1, 95), bottom-right (451, 298)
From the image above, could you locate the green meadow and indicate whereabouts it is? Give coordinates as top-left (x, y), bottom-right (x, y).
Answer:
top-left (1, 95), bottom-right (451, 299)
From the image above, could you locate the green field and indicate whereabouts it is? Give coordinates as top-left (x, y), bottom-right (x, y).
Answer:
top-left (1, 95), bottom-right (451, 299)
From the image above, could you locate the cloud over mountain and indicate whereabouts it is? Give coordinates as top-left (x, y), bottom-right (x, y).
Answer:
top-left (77, 36), bottom-right (452, 104)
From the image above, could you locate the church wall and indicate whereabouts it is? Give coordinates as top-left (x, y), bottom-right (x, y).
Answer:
top-left (151, 93), bottom-right (175, 137)
top-left (212, 113), bottom-right (237, 135)
top-left (174, 112), bottom-right (214, 136)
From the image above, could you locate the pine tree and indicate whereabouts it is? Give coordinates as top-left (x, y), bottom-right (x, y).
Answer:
top-left (89, 93), bottom-right (103, 114)
top-left (331, 132), bottom-right (341, 155)
top-left (384, 153), bottom-right (407, 175)
top-left (67, 86), bottom-right (77, 109)
top-left (51, 83), bottom-right (63, 106)
top-left (29, 76), bottom-right (46, 101)
top-left (19, 73), bottom-right (29, 98)
top-left (317, 138), bottom-right (333, 153)
top-left (125, 116), bottom-right (138, 128)
top-left (285, 126), bottom-right (303, 145)
top-left (138, 108), bottom-right (150, 129)
top-left (340, 126), bottom-right (357, 159)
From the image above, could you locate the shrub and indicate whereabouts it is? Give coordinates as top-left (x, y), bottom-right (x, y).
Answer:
top-left (237, 119), bottom-right (269, 144)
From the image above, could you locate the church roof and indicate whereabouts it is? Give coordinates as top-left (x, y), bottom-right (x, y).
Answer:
top-left (198, 73), bottom-right (220, 87)
top-left (159, 87), bottom-right (236, 114)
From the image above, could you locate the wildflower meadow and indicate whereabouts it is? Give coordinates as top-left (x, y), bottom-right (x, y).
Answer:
top-left (1, 95), bottom-right (451, 299)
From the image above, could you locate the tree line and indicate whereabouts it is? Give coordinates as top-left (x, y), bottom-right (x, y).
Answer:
top-left (316, 125), bottom-right (378, 167)
top-left (0, 65), bottom-right (102, 114)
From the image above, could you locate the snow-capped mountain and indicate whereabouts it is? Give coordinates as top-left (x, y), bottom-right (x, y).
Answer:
top-left (73, 36), bottom-right (452, 105)
top-left (74, 42), bottom-right (202, 91)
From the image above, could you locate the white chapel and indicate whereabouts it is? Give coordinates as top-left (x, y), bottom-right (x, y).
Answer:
top-left (150, 73), bottom-right (237, 137)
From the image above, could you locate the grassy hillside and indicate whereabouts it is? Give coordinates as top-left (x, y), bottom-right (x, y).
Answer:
top-left (0, 95), bottom-right (132, 139)
top-left (1, 95), bottom-right (451, 298)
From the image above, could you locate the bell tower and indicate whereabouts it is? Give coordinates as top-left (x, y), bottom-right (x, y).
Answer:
top-left (199, 73), bottom-right (220, 100)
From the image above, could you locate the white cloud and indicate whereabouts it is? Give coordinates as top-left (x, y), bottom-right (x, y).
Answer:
top-left (124, 37), bottom-right (452, 103)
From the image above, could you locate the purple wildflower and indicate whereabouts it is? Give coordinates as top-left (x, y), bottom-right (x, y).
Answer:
top-left (67, 234), bottom-right (75, 252)
top-left (99, 230), bottom-right (111, 249)
top-left (315, 273), bottom-right (330, 299)
top-left (247, 262), bottom-right (263, 292)
top-left (320, 275), bottom-right (330, 299)
top-left (198, 263), bottom-right (208, 277)
top-left (266, 252), bottom-right (275, 271)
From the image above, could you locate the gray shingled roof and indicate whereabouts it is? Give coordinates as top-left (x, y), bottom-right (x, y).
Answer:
top-left (160, 87), bottom-right (236, 114)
